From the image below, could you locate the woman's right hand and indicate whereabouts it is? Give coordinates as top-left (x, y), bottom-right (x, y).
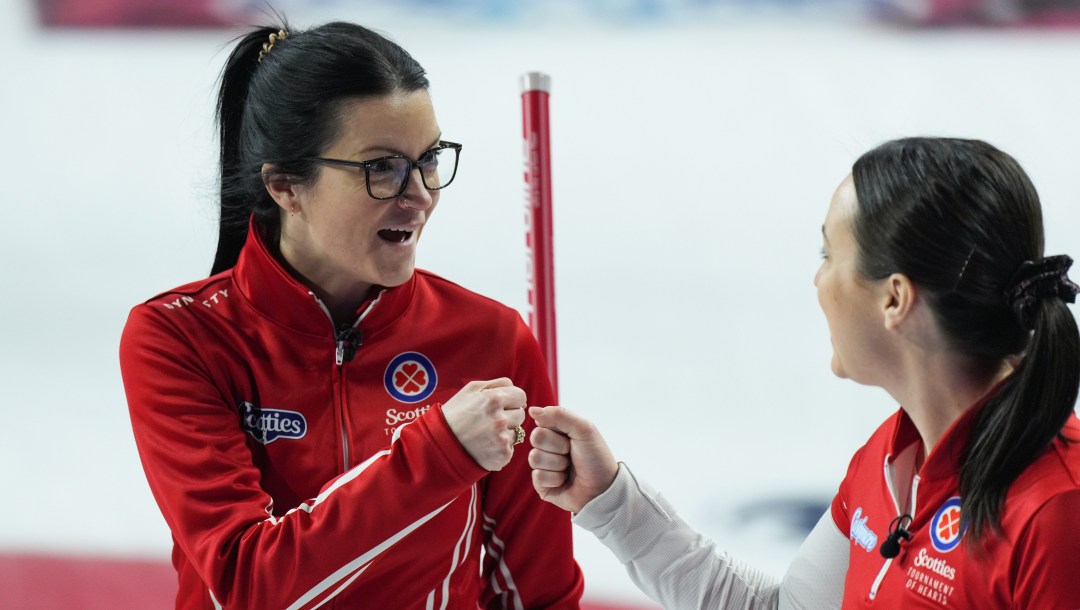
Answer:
top-left (441, 378), bottom-right (527, 472)
top-left (528, 405), bottom-right (619, 513)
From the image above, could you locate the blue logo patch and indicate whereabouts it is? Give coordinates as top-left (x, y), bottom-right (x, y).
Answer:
top-left (849, 507), bottom-right (879, 552)
top-left (240, 401), bottom-right (307, 444)
top-left (930, 497), bottom-right (965, 553)
top-left (384, 352), bottom-right (437, 404)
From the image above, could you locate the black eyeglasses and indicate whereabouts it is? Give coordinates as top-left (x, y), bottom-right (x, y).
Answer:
top-left (303, 141), bottom-right (462, 200)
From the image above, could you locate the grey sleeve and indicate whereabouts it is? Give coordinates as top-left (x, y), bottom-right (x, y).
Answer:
top-left (780, 510), bottom-right (848, 609)
top-left (573, 463), bottom-right (848, 610)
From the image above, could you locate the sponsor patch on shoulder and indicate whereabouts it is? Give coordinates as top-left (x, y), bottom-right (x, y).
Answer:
top-left (240, 401), bottom-right (307, 444)
top-left (850, 507), bottom-right (879, 552)
top-left (384, 352), bottom-right (438, 404)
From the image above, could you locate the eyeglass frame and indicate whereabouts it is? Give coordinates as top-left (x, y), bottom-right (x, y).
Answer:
top-left (301, 140), bottom-right (462, 200)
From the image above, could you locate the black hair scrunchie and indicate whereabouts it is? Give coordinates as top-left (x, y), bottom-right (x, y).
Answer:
top-left (1004, 254), bottom-right (1079, 331)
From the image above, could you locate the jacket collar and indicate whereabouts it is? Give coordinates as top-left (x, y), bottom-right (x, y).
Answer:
top-left (887, 383), bottom-right (1003, 482)
top-left (232, 219), bottom-right (415, 337)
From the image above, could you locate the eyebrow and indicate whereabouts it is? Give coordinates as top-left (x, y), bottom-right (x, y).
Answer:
top-left (821, 224), bottom-right (829, 243)
top-left (354, 136), bottom-right (443, 159)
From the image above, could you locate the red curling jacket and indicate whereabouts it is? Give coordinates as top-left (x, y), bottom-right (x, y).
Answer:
top-left (832, 401), bottom-right (1080, 608)
top-left (119, 224), bottom-right (584, 609)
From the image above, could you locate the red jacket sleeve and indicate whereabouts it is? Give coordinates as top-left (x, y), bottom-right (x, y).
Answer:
top-left (120, 305), bottom-right (488, 609)
top-left (478, 315), bottom-right (585, 609)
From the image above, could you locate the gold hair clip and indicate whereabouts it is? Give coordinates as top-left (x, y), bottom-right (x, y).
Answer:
top-left (258, 29), bottom-right (289, 63)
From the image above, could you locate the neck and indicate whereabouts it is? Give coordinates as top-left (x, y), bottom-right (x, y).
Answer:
top-left (274, 237), bottom-right (374, 327)
top-left (318, 285), bottom-right (374, 328)
top-left (887, 352), bottom-right (1009, 459)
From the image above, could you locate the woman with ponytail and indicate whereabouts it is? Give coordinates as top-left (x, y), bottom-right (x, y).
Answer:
top-left (120, 20), bottom-right (583, 609)
top-left (528, 137), bottom-right (1080, 608)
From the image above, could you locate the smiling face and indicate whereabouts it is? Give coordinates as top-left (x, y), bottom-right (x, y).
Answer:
top-left (274, 90), bottom-right (441, 309)
top-left (814, 174), bottom-right (890, 384)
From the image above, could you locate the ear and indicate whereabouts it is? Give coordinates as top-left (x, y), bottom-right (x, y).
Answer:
top-left (261, 163), bottom-right (303, 214)
top-left (882, 273), bottom-right (916, 331)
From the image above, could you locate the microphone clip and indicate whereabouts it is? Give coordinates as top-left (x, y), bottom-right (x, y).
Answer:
top-left (880, 513), bottom-right (913, 559)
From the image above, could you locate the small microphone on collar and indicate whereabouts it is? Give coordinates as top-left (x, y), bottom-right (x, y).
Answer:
top-left (880, 513), bottom-right (913, 559)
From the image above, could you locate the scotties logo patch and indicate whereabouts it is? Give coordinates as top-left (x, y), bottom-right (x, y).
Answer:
top-left (240, 401), bottom-right (307, 444)
top-left (930, 497), bottom-right (965, 552)
top-left (384, 352), bottom-right (438, 404)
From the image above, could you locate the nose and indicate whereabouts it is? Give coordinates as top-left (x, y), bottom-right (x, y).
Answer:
top-left (813, 262), bottom-right (823, 287)
top-left (397, 167), bottom-right (434, 211)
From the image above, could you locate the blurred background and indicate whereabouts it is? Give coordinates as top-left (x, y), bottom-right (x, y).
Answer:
top-left (2, 0), bottom-right (1080, 607)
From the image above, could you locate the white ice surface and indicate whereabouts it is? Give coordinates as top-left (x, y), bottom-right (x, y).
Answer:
top-left (2, 2), bottom-right (1080, 606)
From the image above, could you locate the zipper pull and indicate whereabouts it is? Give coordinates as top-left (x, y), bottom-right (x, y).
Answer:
top-left (335, 327), bottom-right (363, 365)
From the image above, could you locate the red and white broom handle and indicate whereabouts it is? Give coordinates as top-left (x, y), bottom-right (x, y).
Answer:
top-left (520, 71), bottom-right (558, 402)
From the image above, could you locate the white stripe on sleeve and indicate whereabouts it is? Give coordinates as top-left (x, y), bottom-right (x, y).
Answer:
top-left (482, 513), bottom-right (523, 610)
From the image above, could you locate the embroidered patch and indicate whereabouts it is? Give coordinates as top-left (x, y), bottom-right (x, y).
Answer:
top-left (850, 507), bottom-right (879, 552)
top-left (384, 352), bottom-right (438, 404)
top-left (930, 497), bottom-right (965, 552)
top-left (240, 401), bottom-right (307, 444)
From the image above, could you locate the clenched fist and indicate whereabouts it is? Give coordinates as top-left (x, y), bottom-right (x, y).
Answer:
top-left (528, 405), bottom-right (619, 513)
top-left (442, 378), bottom-right (527, 471)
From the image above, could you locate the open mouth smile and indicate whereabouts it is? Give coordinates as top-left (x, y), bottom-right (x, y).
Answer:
top-left (377, 229), bottom-right (414, 243)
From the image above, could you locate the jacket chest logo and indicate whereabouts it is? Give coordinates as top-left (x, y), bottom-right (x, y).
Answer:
top-left (384, 352), bottom-right (438, 404)
top-left (239, 401), bottom-right (307, 444)
top-left (930, 496), bottom-right (964, 552)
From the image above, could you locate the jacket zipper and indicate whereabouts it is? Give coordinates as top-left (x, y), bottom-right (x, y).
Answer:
top-left (870, 457), bottom-right (921, 600)
top-left (334, 326), bottom-right (361, 366)
top-left (311, 291), bottom-right (383, 472)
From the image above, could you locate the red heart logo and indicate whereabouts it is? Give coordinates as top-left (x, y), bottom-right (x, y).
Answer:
top-left (395, 363), bottom-right (428, 394)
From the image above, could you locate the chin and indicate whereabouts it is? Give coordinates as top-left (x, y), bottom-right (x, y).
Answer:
top-left (379, 267), bottom-right (415, 288)
top-left (830, 355), bottom-right (849, 380)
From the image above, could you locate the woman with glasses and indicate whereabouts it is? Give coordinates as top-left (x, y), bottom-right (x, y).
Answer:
top-left (119, 21), bottom-right (582, 609)
top-left (529, 137), bottom-right (1080, 608)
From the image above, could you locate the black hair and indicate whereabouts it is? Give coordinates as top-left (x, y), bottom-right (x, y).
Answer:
top-left (850, 137), bottom-right (1079, 546)
top-left (212, 20), bottom-right (430, 275)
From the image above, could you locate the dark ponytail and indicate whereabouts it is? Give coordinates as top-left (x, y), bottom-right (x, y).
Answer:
top-left (962, 297), bottom-right (1079, 543)
top-left (210, 20), bottom-right (430, 275)
top-left (850, 137), bottom-right (1080, 546)
top-left (213, 26), bottom-right (279, 275)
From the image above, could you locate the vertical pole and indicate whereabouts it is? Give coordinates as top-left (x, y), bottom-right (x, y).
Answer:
top-left (520, 71), bottom-right (558, 401)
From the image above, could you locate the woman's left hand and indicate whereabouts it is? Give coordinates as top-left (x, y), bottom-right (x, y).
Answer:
top-left (442, 378), bottom-right (527, 471)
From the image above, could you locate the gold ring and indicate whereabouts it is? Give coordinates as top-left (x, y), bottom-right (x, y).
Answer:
top-left (512, 424), bottom-right (525, 446)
